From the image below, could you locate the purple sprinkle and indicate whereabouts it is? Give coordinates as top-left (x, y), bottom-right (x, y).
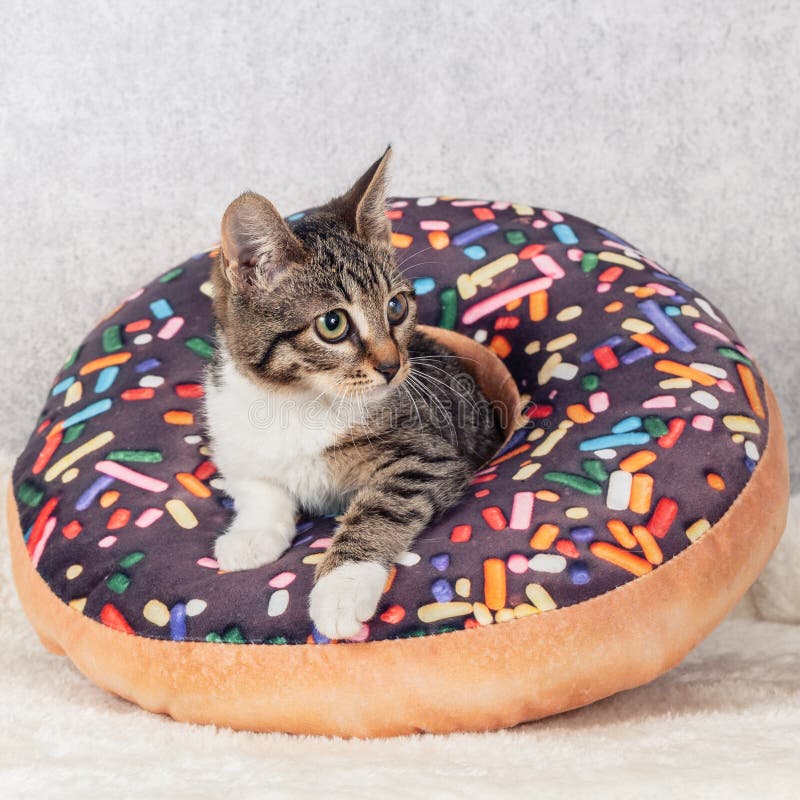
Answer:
top-left (570, 527), bottom-right (595, 543)
top-left (638, 299), bottom-right (696, 352)
top-left (312, 626), bottom-right (330, 644)
top-left (451, 222), bottom-right (499, 247)
top-left (430, 553), bottom-right (450, 571)
top-left (75, 475), bottom-right (115, 511)
top-left (135, 357), bottom-right (161, 373)
top-left (431, 578), bottom-right (454, 603)
top-left (569, 562), bottom-right (591, 585)
top-left (295, 520), bottom-right (315, 535)
top-left (620, 346), bottom-right (653, 365)
top-left (169, 602), bottom-right (187, 641)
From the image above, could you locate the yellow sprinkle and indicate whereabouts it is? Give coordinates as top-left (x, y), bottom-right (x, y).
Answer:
top-left (61, 467), bottom-right (80, 483)
top-left (527, 428), bottom-right (545, 442)
top-left (65, 564), bottom-right (83, 580)
top-left (469, 253), bottom-right (519, 290)
top-left (513, 603), bottom-right (539, 618)
top-left (100, 490), bottom-right (119, 509)
top-left (686, 518), bottom-right (711, 542)
top-left (558, 419), bottom-right (575, 431)
top-left (472, 601), bottom-right (494, 626)
top-left (731, 433), bottom-right (745, 444)
top-left (200, 280), bottom-right (214, 297)
top-left (535, 490), bottom-right (560, 502)
top-left (513, 463), bottom-right (541, 481)
top-left (199, 445), bottom-right (211, 456)
top-left (64, 380), bottom-right (83, 408)
top-left (69, 597), bottom-right (87, 612)
top-left (546, 333), bottom-right (577, 352)
top-left (621, 317), bottom-right (654, 334)
top-left (556, 305), bottom-right (582, 322)
top-left (531, 428), bottom-right (568, 457)
top-left (537, 352), bottom-right (562, 385)
top-left (681, 304), bottom-right (701, 318)
top-left (302, 553), bottom-right (325, 565)
top-left (417, 602), bottom-right (473, 624)
top-left (597, 251), bottom-right (645, 270)
top-left (723, 415), bottom-right (761, 435)
top-left (659, 377), bottom-right (692, 390)
top-left (45, 431), bottom-right (115, 482)
top-left (524, 340), bottom-right (541, 355)
top-left (565, 506), bottom-right (589, 520)
top-left (455, 578), bottom-right (471, 598)
top-left (456, 272), bottom-right (477, 300)
top-left (495, 608), bottom-right (515, 623)
top-left (143, 599), bottom-right (170, 627)
top-left (165, 498), bottom-right (198, 530)
top-left (525, 583), bottom-right (557, 612)
top-left (512, 203), bottom-right (535, 216)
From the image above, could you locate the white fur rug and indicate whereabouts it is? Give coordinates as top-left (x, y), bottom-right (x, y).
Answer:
top-left (2, 457), bottom-right (798, 799)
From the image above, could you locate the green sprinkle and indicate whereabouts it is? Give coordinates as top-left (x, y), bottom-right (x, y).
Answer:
top-left (205, 632), bottom-right (223, 643)
top-left (63, 346), bottom-right (81, 369)
top-left (106, 572), bottom-right (131, 594)
top-left (581, 373), bottom-right (600, 391)
top-left (581, 252), bottom-right (599, 273)
top-left (438, 287), bottom-right (458, 330)
top-left (222, 626), bottom-right (246, 644)
top-left (17, 480), bottom-right (43, 508)
top-left (399, 628), bottom-right (427, 638)
top-left (63, 422), bottom-right (86, 444)
top-left (643, 416), bottom-right (669, 437)
top-left (119, 551), bottom-right (146, 569)
top-left (505, 230), bottom-right (527, 245)
top-left (107, 449), bottom-right (163, 464)
top-left (543, 472), bottom-right (603, 495)
top-left (717, 346), bottom-right (752, 366)
top-left (265, 636), bottom-right (288, 645)
top-left (582, 459), bottom-right (608, 483)
top-left (159, 267), bottom-right (184, 283)
top-left (102, 324), bottom-right (123, 353)
top-left (185, 337), bottom-right (215, 359)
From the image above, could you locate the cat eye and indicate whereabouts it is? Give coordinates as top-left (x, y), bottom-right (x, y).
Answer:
top-left (387, 293), bottom-right (409, 325)
top-left (314, 309), bottom-right (350, 343)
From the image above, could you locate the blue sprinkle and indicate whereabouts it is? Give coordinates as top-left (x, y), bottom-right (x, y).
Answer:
top-left (220, 496), bottom-right (235, 510)
top-left (664, 305), bottom-right (681, 317)
top-left (552, 223), bottom-right (579, 245)
top-left (638, 299), bottom-right (696, 353)
top-left (495, 427), bottom-right (528, 457)
top-left (620, 346), bottom-right (653, 365)
top-left (149, 298), bottom-right (174, 320)
top-left (580, 335), bottom-right (624, 362)
top-left (169, 603), bottom-right (187, 641)
top-left (612, 416), bottom-right (643, 434)
top-left (451, 222), bottom-right (499, 247)
top-left (135, 358), bottom-right (161, 373)
top-left (61, 398), bottom-right (112, 430)
top-left (579, 432), bottom-right (651, 451)
top-left (570, 527), bottom-right (595, 543)
top-left (94, 366), bottom-right (119, 394)
top-left (671, 294), bottom-right (687, 304)
top-left (744, 457), bottom-right (757, 473)
top-left (430, 553), bottom-right (450, 571)
top-left (431, 578), bottom-right (454, 603)
top-left (76, 475), bottom-right (115, 511)
top-left (597, 228), bottom-right (631, 246)
top-left (295, 520), bottom-right (315, 535)
top-left (51, 376), bottom-right (75, 396)
top-left (413, 277), bottom-right (436, 295)
top-left (286, 212), bottom-right (305, 222)
top-left (292, 533), bottom-right (313, 547)
top-left (311, 626), bottom-right (330, 644)
top-left (569, 562), bottom-right (591, 585)
top-left (22, 524), bottom-right (32, 544)
top-left (463, 244), bottom-right (487, 260)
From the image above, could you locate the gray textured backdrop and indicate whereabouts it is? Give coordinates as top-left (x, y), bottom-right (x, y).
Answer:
top-left (1, 1), bottom-right (798, 487)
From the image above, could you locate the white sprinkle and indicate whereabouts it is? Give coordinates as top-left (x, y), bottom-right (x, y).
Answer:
top-left (552, 362), bottom-right (579, 381)
top-left (691, 390), bottom-right (719, 410)
top-left (186, 599), bottom-right (207, 617)
top-left (184, 435), bottom-right (203, 444)
top-left (528, 554), bottom-right (567, 574)
top-left (690, 362), bottom-right (727, 379)
top-left (133, 333), bottom-right (152, 345)
top-left (607, 470), bottom-right (633, 511)
top-left (139, 375), bottom-right (165, 389)
top-left (267, 589), bottom-right (289, 617)
top-left (595, 448), bottom-right (617, 460)
top-left (695, 296), bottom-right (721, 322)
top-left (744, 440), bottom-right (760, 462)
top-left (395, 551), bottom-right (421, 567)
top-left (416, 196), bottom-right (438, 206)
top-left (473, 329), bottom-right (488, 343)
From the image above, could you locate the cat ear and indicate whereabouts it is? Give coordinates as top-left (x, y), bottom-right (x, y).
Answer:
top-left (332, 146), bottom-right (392, 245)
top-left (219, 191), bottom-right (306, 288)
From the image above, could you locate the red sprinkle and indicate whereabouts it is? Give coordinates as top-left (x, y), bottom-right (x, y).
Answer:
top-left (594, 345), bottom-right (619, 370)
top-left (62, 520), bottom-right (82, 540)
top-left (473, 207), bottom-right (495, 221)
top-left (647, 497), bottom-right (678, 538)
top-left (379, 605), bottom-right (406, 624)
top-left (107, 508), bottom-right (131, 530)
top-left (121, 388), bottom-right (155, 401)
top-left (482, 506), bottom-right (507, 531)
top-left (474, 489), bottom-right (491, 498)
top-left (124, 319), bottom-right (151, 332)
top-left (494, 316), bottom-right (520, 330)
top-left (451, 524), bottom-right (472, 543)
top-left (193, 460), bottom-right (217, 481)
top-left (658, 417), bottom-right (686, 449)
top-left (26, 497), bottom-right (59, 557)
top-left (36, 419), bottom-right (52, 435)
top-left (464, 618), bottom-right (481, 629)
top-left (519, 244), bottom-right (546, 260)
top-left (100, 604), bottom-right (134, 634)
top-left (175, 383), bottom-right (205, 399)
top-left (598, 266), bottom-right (624, 282)
top-left (385, 209), bottom-right (403, 220)
top-left (470, 473), bottom-right (497, 485)
top-left (526, 403), bottom-right (554, 419)
top-left (556, 539), bottom-right (580, 559)
top-left (32, 429), bottom-right (63, 475)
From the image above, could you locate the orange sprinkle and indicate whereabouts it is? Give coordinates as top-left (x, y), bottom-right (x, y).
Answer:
top-left (604, 300), bottom-right (624, 313)
top-left (427, 230), bottom-right (449, 250)
top-left (535, 490), bottom-right (560, 502)
top-left (391, 232), bottom-right (413, 249)
top-left (530, 523), bottom-right (559, 550)
top-left (163, 410), bottom-right (194, 425)
top-left (379, 604), bottom-right (405, 624)
top-left (483, 558), bottom-right (507, 611)
top-left (99, 490), bottom-right (120, 508)
top-left (383, 565), bottom-right (397, 593)
top-left (631, 332), bottom-right (669, 354)
top-left (736, 363), bottom-right (766, 419)
top-left (654, 360), bottom-right (717, 386)
top-left (124, 319), bottom-right (151, 333)
top-left (619, 450), bottom-right (657, 473)
top-left (79, 352), bottom-right (132, 375)
top-left (107, 508), bottom-right (131, 531)
top-left (590, 542), bottom-right (652, 577)
top-left (632, 524), bottom-right (663, 565)
top-left (607, 519), bottom-right (638, 549)
top-left (566, 403), bottom-right (595, 424)
top-left (489, 335), bottom-right (512, 359)
top-left (505, 297), bottom-right (523, 311)
top-left (706, 472), bottom-right (726, 491)
top-left (629, 473), bottom-right (654, 514)
top-left (473, 207), bottom-right (495, 221)
top-left (490, 443), bottom-right (530, 466)
top-left (176, 472), bottom-right (212, 498)
top-left (633, 287), bottom-right (656, 298)
top-left (529, 290), bottom-right (548, 321)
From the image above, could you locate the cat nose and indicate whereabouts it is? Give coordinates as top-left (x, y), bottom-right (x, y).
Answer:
top-left (375, 361), bottom-right (400, 383)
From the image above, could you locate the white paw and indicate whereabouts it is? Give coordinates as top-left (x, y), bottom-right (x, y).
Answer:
top-left (309, 561), bottom-right (388, 640)
top-left (214, 522), bottom-right (292, 571)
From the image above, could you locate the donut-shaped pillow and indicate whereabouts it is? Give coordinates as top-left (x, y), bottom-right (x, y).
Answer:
top-left (7, 197), bottom-right (789, 737)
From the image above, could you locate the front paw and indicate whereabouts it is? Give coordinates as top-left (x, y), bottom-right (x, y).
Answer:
top-left (214, 521), bottom-right (292, 571)
top-left (308, 561), bottom-right (388, 640)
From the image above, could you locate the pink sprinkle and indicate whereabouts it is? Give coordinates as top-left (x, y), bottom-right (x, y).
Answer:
top-left (532, 254), bottom-right (565, 280)
top-left (135, 507), bottom-right (164, 528)
top-left (717, 379), bottom-right (735, 393)
top-left (123, 287), bottom-right (145, 303)
top-left (462, 277), bottom-right (553, 325)
top-left (310, 537), bottom-right (333, 549)
top-left (646, 282), bottom-right (675, 297)
top-left (509, 491), bottom-right (535, 531)
top-left (157, 316), bottom-right (185, 340)
top-left (533, 219), bottom-right (548, 229)
top-left (736, 344), bottom-right (754, 359)
top-left (269, 571), bottom-right (297, 589)
top-left (419, 220), bottom-right (449, 231)
top-left (98, 535), bottom-right (117, 548)
top-left (389, 200), bottom-right (408, 208)
top-left (567, 248), bottom-right (584, 262)
top-left (692, 415), bottom-right (715, 431)
top-left (543, 209), bottom-right (564, 222)
top-left (451, 200), bottom-right (488, 207)
top-left (31, 517), bottom-right (56, 569)
top-left (507, 553), bottom-right (529, 574)
top-left (95, 461), bottom-right (168, 493)
top-left (642, 395), bottom-right (677, 409)
top-left (602, 239), bottom-right (626, 250)
top-left (197, 557), bottom-right (220, 569)
top-left (490, 201), bottom-right (510, 210)
top-left (589, 391), bottom-right (610, 413)
top-left (596, 282), bottom-right (612, 294)
top-left (347, 622), bottom-right (370, 642)
top-left (694, 322), bottom-right (730, 342)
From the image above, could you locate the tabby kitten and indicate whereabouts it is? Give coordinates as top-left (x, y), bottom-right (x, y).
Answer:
top-left (205, 148), bottom-right (503, 639)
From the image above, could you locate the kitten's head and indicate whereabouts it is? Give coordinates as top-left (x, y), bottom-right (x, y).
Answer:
top-left (212, 147), bottom-right (416, 402)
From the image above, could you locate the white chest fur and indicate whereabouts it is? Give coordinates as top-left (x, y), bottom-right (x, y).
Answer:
top-left (204, 355), bottom-right (352, 514)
